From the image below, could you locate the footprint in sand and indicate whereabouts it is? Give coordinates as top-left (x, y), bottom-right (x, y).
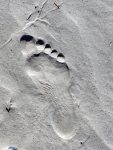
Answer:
top-left (20, 34), bottom-right (79, 140)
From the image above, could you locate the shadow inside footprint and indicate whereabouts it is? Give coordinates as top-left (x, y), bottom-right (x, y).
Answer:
top-left (36, 39), bottom-right (45, 45)
top-left (20, 34), bottom-right (34, 42)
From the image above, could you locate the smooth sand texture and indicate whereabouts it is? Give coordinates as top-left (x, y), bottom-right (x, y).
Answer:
top-left (0, 0), bottom-right (113, 149)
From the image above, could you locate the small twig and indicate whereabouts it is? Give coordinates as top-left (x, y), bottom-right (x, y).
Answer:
top-left (54, 1), bottom-right (63, 9)
top-left (6, 100), bottom-right (13, 113)
top-left (79, 136), bottom-right (90, 148)
top-left (40, 0), bottom-right (48, 12)
top-left (27, 0), bottom-right (48, 20)
top-left (0, 38), bottom-right (12, 49)
top-left (37, 0), bottom-right (48, 18)
top-left (54, 2), bottom-right (60, 9)
top-left (6, 107), bottom-right (11, 112)
top-left (27, 13), bottom-right (33, 20)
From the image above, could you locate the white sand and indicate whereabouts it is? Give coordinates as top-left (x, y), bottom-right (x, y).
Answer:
top-left (0, 0), bottom-right (113, 149)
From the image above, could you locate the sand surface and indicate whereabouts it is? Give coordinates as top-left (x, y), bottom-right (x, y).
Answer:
top-left (0, 0), bottom-right (113, 149)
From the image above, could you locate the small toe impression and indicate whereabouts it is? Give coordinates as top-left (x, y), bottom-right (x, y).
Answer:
top-left (8, 146), bottom-right (18, 150)
top-left (50, 49), bottom-right (58, 58)
top-left (57, 53), bottom-right (65, 63)
top-left (36, 39), bottom-right (45, 51)
top-left (44, 44), bottom-right (52, 54)
top-left (20, 34), bottom-right (34, 42)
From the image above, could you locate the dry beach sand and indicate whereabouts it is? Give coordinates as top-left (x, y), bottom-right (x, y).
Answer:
top-left (0, 0), bottom-right (113, 149)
